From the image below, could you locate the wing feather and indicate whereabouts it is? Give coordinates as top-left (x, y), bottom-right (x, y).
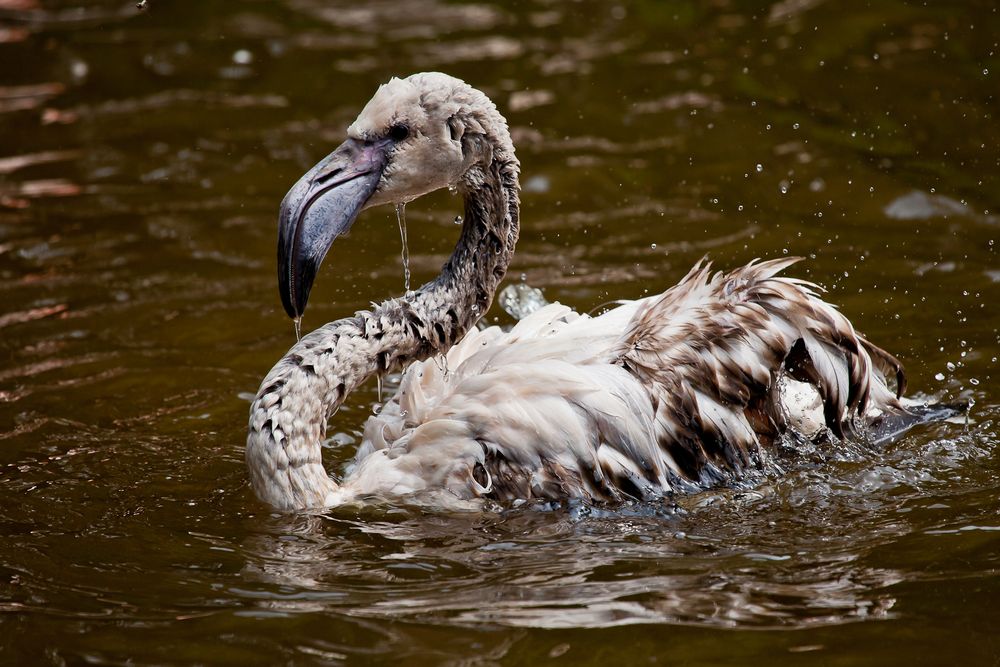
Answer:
top-left (349, 258), bottom-right (910, 504)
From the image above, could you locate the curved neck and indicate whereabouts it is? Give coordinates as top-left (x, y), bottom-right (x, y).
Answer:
top-left (246, 152), bottom-right (520, 510)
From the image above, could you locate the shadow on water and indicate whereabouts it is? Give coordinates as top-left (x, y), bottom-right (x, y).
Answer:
top-left (0, 0), bottom-right (999, 664)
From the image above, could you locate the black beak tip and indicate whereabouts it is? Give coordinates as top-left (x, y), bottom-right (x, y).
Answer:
top-left (277, 252), bottom-right (316, 321)
top-left (277, 197), bottom-right (307, 320)
top-left (278, 277), bottom-right (301, 320)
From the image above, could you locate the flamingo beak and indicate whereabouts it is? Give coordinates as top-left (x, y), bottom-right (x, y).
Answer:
top-left (277, 137), bottom-right (389, 319)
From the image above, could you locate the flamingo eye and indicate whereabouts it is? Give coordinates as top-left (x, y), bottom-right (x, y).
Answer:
top-left (389, 124), bottom-right (410, 142)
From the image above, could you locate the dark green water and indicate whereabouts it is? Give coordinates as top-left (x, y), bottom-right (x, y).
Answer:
top-left (1, 0), bottom-right (998, 664)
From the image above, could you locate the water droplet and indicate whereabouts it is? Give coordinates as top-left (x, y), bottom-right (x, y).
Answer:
top-left (755, 163), bottom-right (763, 173)
top-left (650, 243), bottom-right (657, 249)
top-left (934, 372), bottom-right (945, 381)
top-left (232, 49), bottom-right (254, 65)
top-left (395, 202), bottom-right (411, 293)
top-left (454, 215), bottom-right (463, 225)
top-left (946, 361), bottom-right (956, 371)
top-left (434, 354), bottom-right (451, 379)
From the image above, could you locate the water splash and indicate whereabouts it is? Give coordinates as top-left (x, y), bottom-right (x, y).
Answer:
top-left (498, 283), bottom-right (549, 320)
top-left (395, 202), bottom-right (411, 294)
top-left (293, 316), bottom-right (302, 342)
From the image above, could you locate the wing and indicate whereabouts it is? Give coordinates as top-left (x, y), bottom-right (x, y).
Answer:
top-left (610, 257), bottom-right (905, 483)
top-left (347, 301), bottom-right (682, 503)
top-left (343, 259), bottom-right (907, 504)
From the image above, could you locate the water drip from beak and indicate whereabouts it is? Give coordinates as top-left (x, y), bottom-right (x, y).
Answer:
top-left (395, 202), bottom-right (411, 295)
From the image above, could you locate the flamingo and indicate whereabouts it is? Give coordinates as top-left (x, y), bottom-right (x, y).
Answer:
top-left (246, 72), bottom-right (942, 511)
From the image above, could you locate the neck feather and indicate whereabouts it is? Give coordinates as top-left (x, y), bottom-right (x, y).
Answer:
top-left (246, 150), bottom-right (519, 510)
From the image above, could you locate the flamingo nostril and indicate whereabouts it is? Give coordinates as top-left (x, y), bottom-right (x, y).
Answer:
top-left (313, 166), bottom-right (343, 185)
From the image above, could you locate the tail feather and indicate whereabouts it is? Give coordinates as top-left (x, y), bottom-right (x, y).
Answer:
top-left (869, 402), bottom-right (965, 445)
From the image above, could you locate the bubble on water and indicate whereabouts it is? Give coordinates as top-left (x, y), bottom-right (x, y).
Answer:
top-left (934, 372), bottom-right (945, 381)
top-left (454, 215), bottom-right (463, 225)
top-left (970, 378), bottom-right (980, 386)
top-left (650, 243), bottom-right (657, 249)
top-left (755, 163), bottom-right (763, 173)
top-left (946, 361), bottom-right (956, 371)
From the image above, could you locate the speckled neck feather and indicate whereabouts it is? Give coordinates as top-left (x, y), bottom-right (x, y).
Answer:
top-left (246, 146), bottom-right (519, 510)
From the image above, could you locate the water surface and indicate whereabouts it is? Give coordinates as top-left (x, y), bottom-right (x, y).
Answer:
top-left (1, 0), bottom-right (998, 664)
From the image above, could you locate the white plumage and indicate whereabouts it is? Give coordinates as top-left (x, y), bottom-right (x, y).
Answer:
top-left (348, 258), bottom-right (902, 505)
